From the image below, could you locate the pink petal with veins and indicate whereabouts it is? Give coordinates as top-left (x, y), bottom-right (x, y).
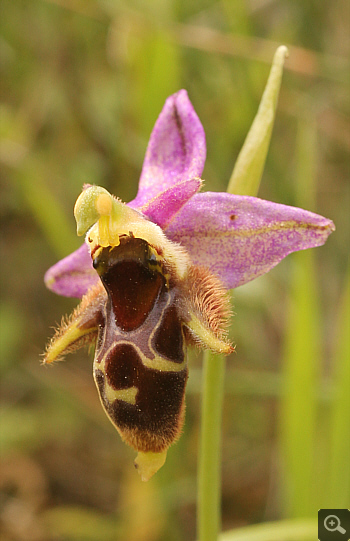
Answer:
top-left (130, 90), bottom-right (206, 208)
top-left (44, 243), bottom-right (98, 298)
top-left (165, 192), bottom-right (335, 289)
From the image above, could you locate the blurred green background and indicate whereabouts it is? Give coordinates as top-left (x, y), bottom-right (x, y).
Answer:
top-left (0, 1), bottom-right (348, 540)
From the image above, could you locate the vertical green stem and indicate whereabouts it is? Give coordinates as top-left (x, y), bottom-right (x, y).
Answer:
top-left (197, 46), bottom-right (287, 540)
top-left (279, 111), bottom-right (320, 517)
top-left (197, 352), bottom-right (226, 541)
top-left (328, 271), bottom-right (350, 507)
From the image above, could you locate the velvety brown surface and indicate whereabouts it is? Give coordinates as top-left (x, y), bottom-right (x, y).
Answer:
top-left (103, 343), bottom-right (187, 435)
top-left (153, 305), bottom-right (184, 363)
top-left (94, 238), bottom-right (165, 332)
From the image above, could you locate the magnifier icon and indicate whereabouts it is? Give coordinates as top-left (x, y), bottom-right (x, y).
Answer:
top-left (324, 515), bottom-right (346, 534)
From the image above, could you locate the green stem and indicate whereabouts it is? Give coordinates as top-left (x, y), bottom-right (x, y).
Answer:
top-left (197, 351), bottom-right (226, 541)
top-left (197, 46), bottom-right (287, 541)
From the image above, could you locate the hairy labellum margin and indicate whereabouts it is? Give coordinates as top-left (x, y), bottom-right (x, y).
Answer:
top-left (44, 187), bottom-right (232, 480)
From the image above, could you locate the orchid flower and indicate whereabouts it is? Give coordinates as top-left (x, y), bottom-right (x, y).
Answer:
top-left (43, 89), bottom-right (334, 481)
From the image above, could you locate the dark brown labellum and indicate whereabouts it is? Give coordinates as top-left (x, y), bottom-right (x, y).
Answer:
top-left (93, 236), bottom-right (188, 453)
